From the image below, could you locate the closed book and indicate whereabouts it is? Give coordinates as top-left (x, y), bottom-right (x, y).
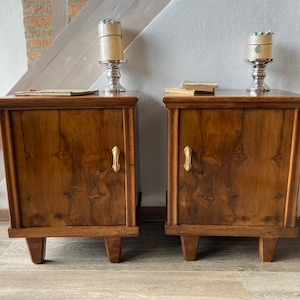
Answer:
top-left (164, 88), bottom-right (214, 95)
top-left (15, 89), bottom-right (99, 97)
top-left (181, 81), bottom-right (218, 92)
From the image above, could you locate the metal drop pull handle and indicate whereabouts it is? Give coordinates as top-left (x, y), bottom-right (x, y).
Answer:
top-left (112, 146), bottom-right (120, 172)
top-left (183, 145), bottom-right (192, 172)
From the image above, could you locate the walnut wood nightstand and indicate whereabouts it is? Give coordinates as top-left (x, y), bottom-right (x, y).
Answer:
top-left (163, 90), bottom-right (300, 262)
top-left (0, 92), bottom-right (139, 263)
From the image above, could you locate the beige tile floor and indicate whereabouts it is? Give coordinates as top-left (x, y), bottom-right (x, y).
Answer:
top-left (0, 220), bottom-right (300, 300)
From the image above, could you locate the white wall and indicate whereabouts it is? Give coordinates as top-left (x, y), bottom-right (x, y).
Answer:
top-left (94, 0), bottom-right (300, 214)
top-left (0, 0), bottom-right (27, 210)
top-left (0, 0), bottom-right (27, 96)
top-left (2, 0), bottom-right (300, 216)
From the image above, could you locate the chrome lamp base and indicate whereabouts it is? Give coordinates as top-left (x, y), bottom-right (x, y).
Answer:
top-left (246, 58), bottom-right (273, 93)
top-left (99, 59), bottom-right (127, 93)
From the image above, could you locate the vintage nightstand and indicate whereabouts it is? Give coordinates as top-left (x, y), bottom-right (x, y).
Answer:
top-left (0, 92), bottom-right (139, 263)
top-left (163, 90), bottom-right (300, 262)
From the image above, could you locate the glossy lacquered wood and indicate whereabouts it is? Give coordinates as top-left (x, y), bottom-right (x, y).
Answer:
top-left (163, 90), bottom-right (300, 262)
top-left (0, 92), bottom-right (139, 263)
top-left (163, 89), bottom-right (300, 109)
top-left (0, 92), bottom-right (139, 109)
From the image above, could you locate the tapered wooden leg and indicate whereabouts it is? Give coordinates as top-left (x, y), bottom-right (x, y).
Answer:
top-left (26, 238), bottom-right (46, 264)
top-left (180, 235), bottom-right (199, 261)
top-left (259, 237), bottom-right (278, 262)
top-left (104, 237), bottom-right (122, 263)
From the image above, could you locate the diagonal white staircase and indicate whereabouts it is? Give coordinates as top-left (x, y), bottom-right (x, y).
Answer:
top-left (8, 0), bottom-right (171, 93)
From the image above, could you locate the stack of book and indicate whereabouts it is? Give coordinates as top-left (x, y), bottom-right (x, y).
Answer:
top-left (165, 81), bottom-right (218, 95)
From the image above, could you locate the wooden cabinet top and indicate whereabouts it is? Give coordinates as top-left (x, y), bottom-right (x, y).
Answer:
top-left (0, 91), bottom-right (139, 110)
top-left (163, 89), bottom-right (300, 109)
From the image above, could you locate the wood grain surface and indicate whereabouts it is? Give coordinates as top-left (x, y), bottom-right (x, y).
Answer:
top-left (12, 109), bottom-right (125, 227)
top-left (178, 108), bottom-right (293, 227)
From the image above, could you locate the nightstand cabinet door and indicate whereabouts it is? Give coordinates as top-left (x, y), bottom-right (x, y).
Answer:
top-left (11, 109), bottom-right (125, 227)
top-left (178, 108), bottom-right (293, 227)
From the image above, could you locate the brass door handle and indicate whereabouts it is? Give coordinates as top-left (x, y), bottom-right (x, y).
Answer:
top-left (112, 146), bottom-right (120, 172)
top-left (183, 145), bottom-right (192, 172)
